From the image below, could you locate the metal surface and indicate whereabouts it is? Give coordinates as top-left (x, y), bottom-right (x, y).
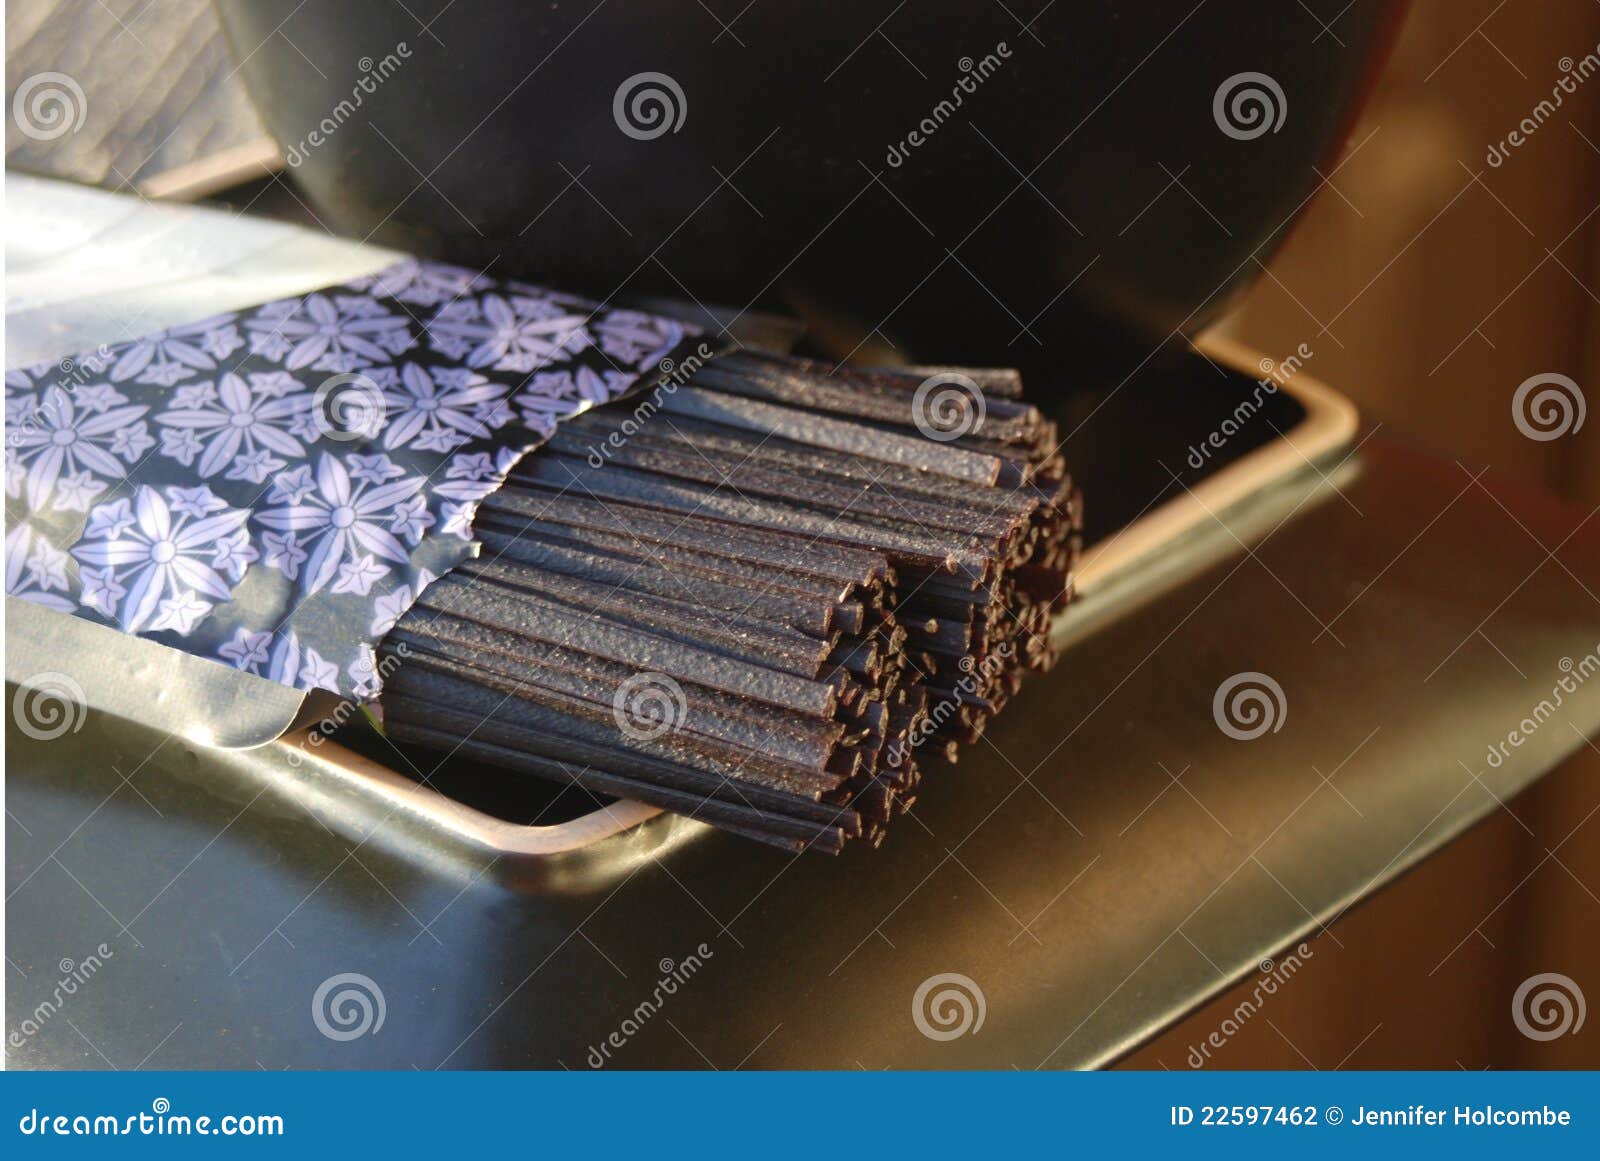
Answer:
top-left (1071, 334), bottom-right (1357, 597)
top-left (8, 432), bottom-right (1597, 1068)
top-left (5, 600), bottom-right (305, 750)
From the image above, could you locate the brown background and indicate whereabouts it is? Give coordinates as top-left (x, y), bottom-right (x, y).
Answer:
top-left (1127, 0), bottom-right (1600, 1069)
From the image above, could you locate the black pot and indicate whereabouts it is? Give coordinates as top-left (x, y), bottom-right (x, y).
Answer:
top-left (215, 0), bottom-right (1405, 379)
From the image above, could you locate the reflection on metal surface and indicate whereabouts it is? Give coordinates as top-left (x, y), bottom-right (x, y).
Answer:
top-left (1073, 334), bottom-right (1359, 598)
top-left (269, 728), bottom-right (696, 893)
top-left (1054, 459), bottom-right (1362, 652)
top-left (5, 596), bottom-right (305, 748)
top-left (7, 436), bottom-right (1598, 1068)
top-left (4, 174), bottom-right (397, 368)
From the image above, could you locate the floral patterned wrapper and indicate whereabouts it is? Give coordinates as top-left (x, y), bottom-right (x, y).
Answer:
top-left (4, 258), bottom-right (704, 700)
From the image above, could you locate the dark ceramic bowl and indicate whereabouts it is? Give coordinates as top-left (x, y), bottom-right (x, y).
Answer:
top-left (215, 0), bottom-right (1405, 378)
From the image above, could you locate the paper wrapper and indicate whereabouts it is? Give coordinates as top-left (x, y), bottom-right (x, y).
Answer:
top-left (4, 258), bottom-right (705, 699)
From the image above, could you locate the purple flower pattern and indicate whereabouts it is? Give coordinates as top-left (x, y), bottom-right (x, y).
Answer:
top-left (71, 485), bottom-right (254, 634)
top-left (3, 259), bottom-right (699, 697)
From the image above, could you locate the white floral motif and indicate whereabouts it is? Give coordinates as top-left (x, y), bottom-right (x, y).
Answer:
top-left (108, 315), bottom-right (242, 386)
top-left (348, 258), bottom-right (491, 306)
top-left (265, 629), bottom-right (341, 692)
top-left (4, 386), bottom-right (151, 511)
top-left (346, 453), bottom-right (406, 486)
top-left (219, 626), bottom-right (274, 674)
top-left (426, 292), bottom-right (592, 373)
top-left (5, 524), bottom-right (75, 613)
top-left (76, 383), bottom-right (129, 413)
top-left (436, 451), bottom-right (509, 538)
top-left (244, 293), bottom-right (415, 372)
top-left (156, 371), bottom-right (316, 482)
top-left (375, 362), bottom-right (512, 453)
top-left (594, 310), bottom-right (685, 367)
top-left (255, 454), bottom-right (426, 596)
top-left (71, 485), bottom-right (255, 635)
top-left (515, 366), bottom-right (630, 434)
top-left (370, 567), bottom-right (437, 636)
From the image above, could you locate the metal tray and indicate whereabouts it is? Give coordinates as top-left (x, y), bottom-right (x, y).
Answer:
top-left (4, 175), bottom-right (1357, 861)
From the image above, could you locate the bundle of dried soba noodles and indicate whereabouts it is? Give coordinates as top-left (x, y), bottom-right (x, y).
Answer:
top-left (378, 351), bottom-right (1079, 853)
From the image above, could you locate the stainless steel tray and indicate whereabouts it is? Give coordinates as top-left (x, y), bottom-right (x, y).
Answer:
top-left (4, 175), bottom-right (1357, 860)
